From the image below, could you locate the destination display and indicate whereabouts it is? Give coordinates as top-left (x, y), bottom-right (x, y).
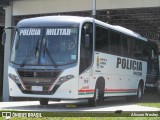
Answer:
top-left (19, 28), bottom-right (71, 36)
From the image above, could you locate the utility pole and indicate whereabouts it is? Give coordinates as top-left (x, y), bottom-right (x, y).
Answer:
top-left (92, 0), bottom-right (96, 18)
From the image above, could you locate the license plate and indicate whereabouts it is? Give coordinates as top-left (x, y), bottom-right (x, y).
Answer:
top-left (32, 86), bottom-right (43, 91)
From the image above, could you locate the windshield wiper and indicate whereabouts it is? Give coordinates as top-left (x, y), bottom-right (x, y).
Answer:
top-left (43, 39), bottom-right (58, 68)
top-left (20, 39), bottom-right (40, 67)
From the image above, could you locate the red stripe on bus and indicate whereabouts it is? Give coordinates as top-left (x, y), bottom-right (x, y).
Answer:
top-left (78, 89), bottom-right (95, 92)
top-left (78, 89), bottom-right (137, 93)
top-left (104, 89), bottom-right (137, 92)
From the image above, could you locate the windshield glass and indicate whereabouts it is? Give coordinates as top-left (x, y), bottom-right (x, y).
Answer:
top-left (10, 27), bottom-right (78, 66)
top-left (11, 28), bottom-right (42, 65)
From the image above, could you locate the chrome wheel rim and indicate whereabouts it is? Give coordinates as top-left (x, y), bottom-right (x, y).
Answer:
top-left (95, 88), bottom-right (99, 101)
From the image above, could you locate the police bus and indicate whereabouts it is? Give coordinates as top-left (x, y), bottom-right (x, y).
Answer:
top-left (5, 16), bottom-right (157, 106)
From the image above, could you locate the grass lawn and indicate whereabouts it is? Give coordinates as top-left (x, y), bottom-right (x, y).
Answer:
top-left (136, 92), bottom-right (160, 109)
top-left (137, 102), bottom-right (160, 108)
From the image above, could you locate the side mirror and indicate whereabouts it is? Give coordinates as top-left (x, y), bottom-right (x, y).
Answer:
top-left (1, 32), bottom-right (6, 45)
top-left (84, 34), bottom-right (90, 48)
top-left (1, 26), bottom-right (16, 45)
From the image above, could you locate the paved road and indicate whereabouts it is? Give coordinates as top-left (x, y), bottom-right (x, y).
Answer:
top-left (0, 97), bottom-right (160, 112)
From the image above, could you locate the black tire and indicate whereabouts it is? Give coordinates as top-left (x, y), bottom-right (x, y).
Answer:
top-left (136, 83), bottom-right (143, 101)
top-left (39, 98), bottom-right (49, 105)
top-left (88, 80), bottom-right (104, 107)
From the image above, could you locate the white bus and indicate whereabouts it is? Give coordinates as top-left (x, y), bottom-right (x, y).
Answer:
top-left (6, 16), bottom-right (151, 106)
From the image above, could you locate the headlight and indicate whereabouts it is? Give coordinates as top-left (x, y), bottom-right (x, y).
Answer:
top-left (8, 73), bottom-right (20, 84)
top-left (56, 75), bottom-right (74, 85)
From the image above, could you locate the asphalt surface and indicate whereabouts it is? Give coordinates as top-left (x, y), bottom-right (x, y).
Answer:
top-left (0, 95), bottom-right (160, 112)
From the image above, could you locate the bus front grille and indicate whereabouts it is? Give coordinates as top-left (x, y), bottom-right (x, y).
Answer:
top-left (17, 69), bottom-right (61, 94)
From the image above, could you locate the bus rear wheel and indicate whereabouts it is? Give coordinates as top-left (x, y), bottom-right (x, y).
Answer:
top-left (39, 98), bottom-right (49, 105)
top-left (136, 83), bottom-right (143, 100)
top-left (126, 83), bottom-right (143, 102)
top-left (88, 80), bottom-right (104, 107)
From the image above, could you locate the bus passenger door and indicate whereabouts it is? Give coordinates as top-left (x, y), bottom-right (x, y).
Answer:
top-left (78, 22), bottom-right (93, 97)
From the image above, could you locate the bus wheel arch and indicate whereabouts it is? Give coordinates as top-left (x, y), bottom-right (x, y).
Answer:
top-left (127, 79), bottom-right (144, 102)
top-left (88, 77), bottom-right (105, 107)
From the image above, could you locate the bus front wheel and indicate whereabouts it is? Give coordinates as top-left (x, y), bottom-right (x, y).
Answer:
top-left (39, 98), bottom-right (49, 105)
top-left (88, 80), bottom-right (104, 107)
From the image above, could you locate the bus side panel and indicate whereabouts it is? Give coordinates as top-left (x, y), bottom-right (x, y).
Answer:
top-left (94, 52), bottom-right (147, 97)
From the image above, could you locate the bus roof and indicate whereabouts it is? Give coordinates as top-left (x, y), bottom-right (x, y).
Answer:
top-left (17, 15), bottom-right (147, 41)
top-left (94, 19), bottom-right (147, 41)
top-left (17, 16), bottom-right (89, 28)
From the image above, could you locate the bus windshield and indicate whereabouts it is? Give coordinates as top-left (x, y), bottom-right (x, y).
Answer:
top-left (10, 27), bottom-right (78, 66)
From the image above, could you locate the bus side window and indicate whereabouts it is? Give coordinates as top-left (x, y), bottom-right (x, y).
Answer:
top-left (95, 25), bottom-right (103, 52)
top-left (115, 33), bottom-right (122, 56)
top-left (122, 36), bottom-right (128, 57)
top-left (127, 37), bottom-right (134, 58)
top-left (95, 25), bottom-right (109, 53)
top-left (110, 31), bottom-right (117, 54)
top-left (142, 43), bottom-right (149, 61)
top-left (133, 40), bottom-right (142, 60)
